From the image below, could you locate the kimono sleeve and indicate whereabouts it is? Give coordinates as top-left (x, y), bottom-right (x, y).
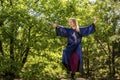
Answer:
top-left (56, 26), bottom-right (68, 37)
top-left (80, 23), bottom-right (96, 36)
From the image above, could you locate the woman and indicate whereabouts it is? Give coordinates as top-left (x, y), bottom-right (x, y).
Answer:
top-left (51, 17), bottom-right (98, 80)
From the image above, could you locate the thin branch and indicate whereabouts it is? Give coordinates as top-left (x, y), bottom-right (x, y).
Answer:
top-left (22, 45), bottom-right (30, 64)
top-left (107, 43), bottom-right (112, 54)
top-left (96, 38), bottom-right (108, 55)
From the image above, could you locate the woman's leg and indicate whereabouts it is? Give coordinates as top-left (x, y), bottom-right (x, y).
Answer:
top-left (62, 49), bottom-right (71, 74)
top-left (71, 73), bottom-right (75, 80)
top-left (62, 62), bottom-right (70, 74)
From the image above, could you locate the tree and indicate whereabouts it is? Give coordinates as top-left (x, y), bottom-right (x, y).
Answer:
top-left (0, 0), bottom-right (119, 79)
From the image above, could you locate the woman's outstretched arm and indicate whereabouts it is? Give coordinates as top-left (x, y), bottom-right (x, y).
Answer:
top-left (93, 17), bottom-right (98, 24)
top-left (80, 17), bottom-right (98, 36)
top-left (51, 23), bottom-right (69, 37)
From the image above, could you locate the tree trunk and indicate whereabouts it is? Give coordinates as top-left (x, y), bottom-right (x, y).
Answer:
top-left (111, 42), bottom-right (117, 79)
top-left (22, 27), bottom-right (31, 66)
top-left (0, 41), bottom-right (4, 55)
top-left (111, 50), bottom-right (115, 79)
top-left (9, 37), bottom-right (15, 79)
top-left (108, 55), bottom-right (112, 79)
top-left (10, 38), bottom-right (14, 60)
top-left (4, 37), bottom-right (15, 80)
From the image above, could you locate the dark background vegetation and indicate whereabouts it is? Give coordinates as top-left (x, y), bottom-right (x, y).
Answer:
top-left (0, 0), bottom-right (120, 80)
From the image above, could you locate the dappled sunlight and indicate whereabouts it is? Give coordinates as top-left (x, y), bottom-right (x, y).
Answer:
top-left (0, 0), bottom-right (120, 80)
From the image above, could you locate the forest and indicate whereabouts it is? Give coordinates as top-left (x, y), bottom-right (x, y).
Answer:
top-left (0, 0), bottom-right (120, 80)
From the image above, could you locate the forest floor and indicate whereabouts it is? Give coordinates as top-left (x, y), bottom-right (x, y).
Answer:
top-left (59, 73), bottom-right (88, 80)
top-left (61, 78), bottom-right (87, 80)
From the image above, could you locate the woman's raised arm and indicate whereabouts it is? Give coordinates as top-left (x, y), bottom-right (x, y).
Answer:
top-left (51, 23), bottom-right (69, 37)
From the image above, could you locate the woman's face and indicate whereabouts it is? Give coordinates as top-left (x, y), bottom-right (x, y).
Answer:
top-left (69, 19), bottom-right (76, 29)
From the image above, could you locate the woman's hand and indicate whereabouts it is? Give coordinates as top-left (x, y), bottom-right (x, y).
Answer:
top-left (93, 17), bottom-right (98, 24)
top-left (51, 23), bottom-right (58, 28)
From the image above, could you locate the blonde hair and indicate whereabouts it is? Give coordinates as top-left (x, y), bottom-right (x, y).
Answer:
top-left (69, 18), bottom-right (80, 33)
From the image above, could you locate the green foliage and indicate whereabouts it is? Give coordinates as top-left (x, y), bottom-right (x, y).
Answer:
top-left (0, 0), bottom-right (120, 80)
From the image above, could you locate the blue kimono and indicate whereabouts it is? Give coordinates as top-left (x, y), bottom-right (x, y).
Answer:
top-left (56, 23), bottom-right (95, 74)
